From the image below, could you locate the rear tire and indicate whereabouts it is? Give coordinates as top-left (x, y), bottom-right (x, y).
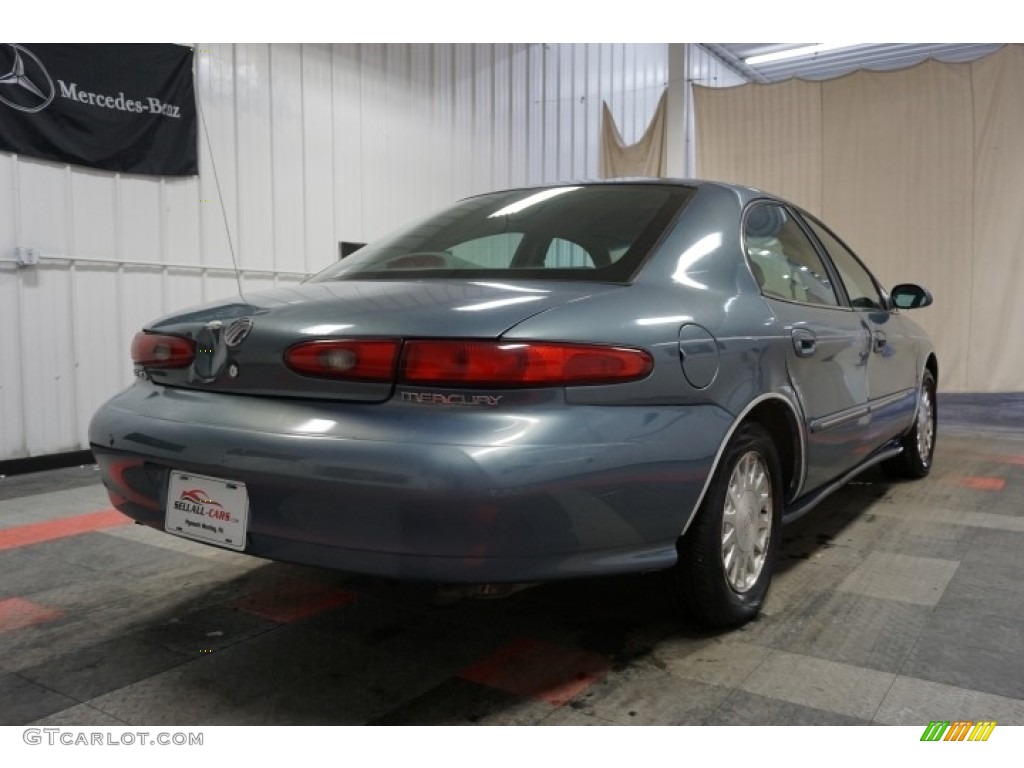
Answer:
top-left (671, 422), bottom-right (783, 628)
top-left (883, 369), bottom-right (937, 479)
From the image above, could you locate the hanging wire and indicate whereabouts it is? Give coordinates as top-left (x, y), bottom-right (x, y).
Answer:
top-left (195, 75), bottom-right (245, 301)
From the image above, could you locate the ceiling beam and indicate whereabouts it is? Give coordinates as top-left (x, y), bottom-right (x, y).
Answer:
top-left (699, 44), bottom-right (769, 84)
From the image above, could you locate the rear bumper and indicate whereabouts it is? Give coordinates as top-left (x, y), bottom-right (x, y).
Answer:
top-left (89, 382), bottom-right (732, 582)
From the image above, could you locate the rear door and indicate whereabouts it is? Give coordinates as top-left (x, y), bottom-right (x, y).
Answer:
top-left (743, 202), bottom-right (872, 493)
top-left (799, 213), bottom-right (918, 444)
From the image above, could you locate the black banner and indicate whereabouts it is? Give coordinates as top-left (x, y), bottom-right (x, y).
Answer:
top-left (0, 43), bottom-right (197, 176)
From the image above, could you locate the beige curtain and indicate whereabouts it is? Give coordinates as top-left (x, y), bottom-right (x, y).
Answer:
top-left (694, 45), bottom-right (1024, 393)
top-left (695, 78), bottom-right (823, 211)
top-left (970, 46), bottom-right (1024, 394)
top-left (600, 90), bottom-right (667, 178)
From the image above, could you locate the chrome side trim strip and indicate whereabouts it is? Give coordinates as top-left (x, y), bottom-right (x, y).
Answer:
top-left (810, 405), bottom-right (869, 433)
top-left (679, 392), bottom-right (806, 538)
top-left (808, 388), bottom-right (916, 434)
top-left (868, 388), bottom-right (916, 413)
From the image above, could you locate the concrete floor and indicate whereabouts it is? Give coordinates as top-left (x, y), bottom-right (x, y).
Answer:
top-left (2, 396), bottom-right (1024, 726)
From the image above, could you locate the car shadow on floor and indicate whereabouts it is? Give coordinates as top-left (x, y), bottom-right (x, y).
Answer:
top-left (40, 468), bottom-right (904, 725)
top-left (775, 466), bottom-right (896, 574)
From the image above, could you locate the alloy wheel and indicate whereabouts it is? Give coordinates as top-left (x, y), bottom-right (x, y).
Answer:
top-left (721, 451), bottom-right (773, 593)
top-left (917, 385), bottom-right (935, 464)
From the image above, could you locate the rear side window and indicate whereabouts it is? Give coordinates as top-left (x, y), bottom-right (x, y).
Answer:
top-left (743, 204), bottom-right (839, 307)
top-left (802, 216), bottom-right (885, 310)
top-left (310, 185), bottom-right (693, 283)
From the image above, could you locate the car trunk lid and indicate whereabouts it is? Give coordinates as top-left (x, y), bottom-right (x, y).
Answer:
top-left (140, 279), bottom-right (621, 401)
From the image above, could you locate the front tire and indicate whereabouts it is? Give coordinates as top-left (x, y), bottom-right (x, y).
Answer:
top-left (883, 369), bottom-right (937, 479)
top-left (672, 422), bottom-right (783, 628)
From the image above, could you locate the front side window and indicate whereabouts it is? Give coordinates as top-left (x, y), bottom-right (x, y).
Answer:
top-left (311, 185), bottom-right (693, 283)
top-left (743, 203), bottom-right (839, 307)
top-left (803, 216), bottom-right (885, 310)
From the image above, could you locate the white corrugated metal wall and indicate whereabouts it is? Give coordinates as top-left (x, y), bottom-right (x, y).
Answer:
top-left (0, 42), bottom-right (672, 461)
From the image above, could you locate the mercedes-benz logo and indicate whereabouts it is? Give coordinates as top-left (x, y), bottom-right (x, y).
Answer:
top-left (0, 44), bottom-right (55, 113)
top-left (224, 318), bottom-right (254, 347)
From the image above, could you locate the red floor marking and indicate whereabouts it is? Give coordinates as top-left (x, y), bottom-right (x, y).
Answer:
top-left (0, 509), bottom-right (130, 551)
top-left (459, 637), bottom-right (610, 707)
top-left (983, 454), bottom-right (1024, 466)
top-left (942, 475), bottom-right (1007, 492)
top-left (233, 581), bottom-right (357, 623)
top-left (0, 597), bottom-right (63, 632)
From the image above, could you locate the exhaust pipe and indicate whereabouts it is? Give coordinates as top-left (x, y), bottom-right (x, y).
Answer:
top-left (432, 582), bottom-right (537, 605)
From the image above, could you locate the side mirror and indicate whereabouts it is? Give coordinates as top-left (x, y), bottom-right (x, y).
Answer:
top-left (890, 283), bottom-right (933, 310)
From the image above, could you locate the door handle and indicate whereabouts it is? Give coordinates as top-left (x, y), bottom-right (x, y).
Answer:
top-left (872, 331), bottom-right (887, 353)
top-left (792, 328), bottom-right (817, 358)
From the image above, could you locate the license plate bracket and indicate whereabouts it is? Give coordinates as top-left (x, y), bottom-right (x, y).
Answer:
top-left (165, 471), bottom-right (249, 551)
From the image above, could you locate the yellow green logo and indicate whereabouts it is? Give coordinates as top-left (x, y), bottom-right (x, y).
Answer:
top-left (920, 721), bottom-right (996, 741)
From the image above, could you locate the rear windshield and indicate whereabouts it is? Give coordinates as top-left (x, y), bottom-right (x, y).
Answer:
top-left (310, 184), bottom-right (693, 283)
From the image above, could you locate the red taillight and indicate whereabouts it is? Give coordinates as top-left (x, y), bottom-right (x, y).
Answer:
top-left (401, 341), bottom-right (653, 387)
top-left (131, 332), bottom-right (195, 368)
top-left (285, 340), bottom-right (400, 381)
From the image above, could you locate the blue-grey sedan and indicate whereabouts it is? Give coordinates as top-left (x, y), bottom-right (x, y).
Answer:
top-left (90, 180), bottom-right (937, 627)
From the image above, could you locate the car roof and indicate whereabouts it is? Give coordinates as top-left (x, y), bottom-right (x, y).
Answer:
top-left (459, 178), bottom-right (777, 207)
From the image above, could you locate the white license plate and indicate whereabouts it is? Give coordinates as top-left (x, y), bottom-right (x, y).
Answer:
top-left (165, 471), bottom-right (249, 551)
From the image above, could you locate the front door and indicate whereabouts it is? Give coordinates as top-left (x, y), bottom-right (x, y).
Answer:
top-left (744, 203), bottom-right (873, 493)
top-left (800, 214), bottom-right (918, 444)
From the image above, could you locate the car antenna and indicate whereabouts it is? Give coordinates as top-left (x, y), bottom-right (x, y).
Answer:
top-left (195, 84), bottom-right (245, 302)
